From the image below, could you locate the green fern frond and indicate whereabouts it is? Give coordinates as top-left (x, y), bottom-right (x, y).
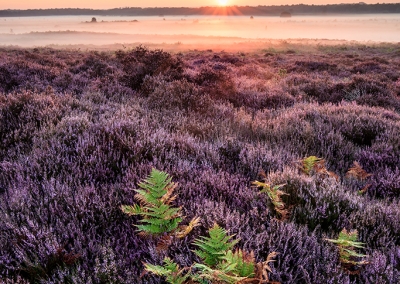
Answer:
top-left (253, 181), bottom-right (289, 219)
top-left (193, 223), bottom-right (239, 267)
top-left (218, 249), bottom-right (255, 278)
top-left (121, 169), bottom-right (183, 236)
top-left (138, 169), bottom-right (174, 201)
top-left (301, 156), bottom-right (324, 175)
top-left (144, 257), bottom-right (190, 284)
top-left (134, 192), bottom-right (155, 206)
top-left (325, 229), bottom-right (368, 269)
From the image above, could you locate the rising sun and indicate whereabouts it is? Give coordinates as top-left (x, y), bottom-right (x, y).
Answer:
top-left (218, 0), bottom-right (229, 6)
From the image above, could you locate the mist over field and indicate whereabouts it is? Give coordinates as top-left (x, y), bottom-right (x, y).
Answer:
top-left (0, 14), bottom-right (400, 48)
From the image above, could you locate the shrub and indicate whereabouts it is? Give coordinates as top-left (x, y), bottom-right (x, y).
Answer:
top-left (0, 91), bottom-right (70, 159)
top-left (116, 46), bottom-right (184, 91)
top-left (144, 75), bottom-right (211, 113)
top-left (193, 64), bottom-right (237, 103)
top-left (1, 45), bottom-right (400, 283)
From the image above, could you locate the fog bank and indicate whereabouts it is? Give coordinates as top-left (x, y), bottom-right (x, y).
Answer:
top-left (1, 14), bottom-right (399, 48)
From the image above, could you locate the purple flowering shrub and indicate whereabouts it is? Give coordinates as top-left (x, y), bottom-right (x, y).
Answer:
top-left (0, 45), bottom-right (400, 283)
top-left (116, 46), bottom-right (184, 91)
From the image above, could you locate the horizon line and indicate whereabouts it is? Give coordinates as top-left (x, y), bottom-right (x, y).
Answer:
top-left (1, 2), bottom-right (398, 11)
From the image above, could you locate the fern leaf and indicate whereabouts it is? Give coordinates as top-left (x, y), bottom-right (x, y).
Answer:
top-left (160, 183), bottom-right (178, 204)
top-left (145, 257), bottom-right (190, 284)
top-left (122, 169), bottom-right (184, 236)
top-left (194, 223), bottom-right (239, 267)
top-left (218, 249), bottom-right (256, 278)
top-left (325, 228), bottom-right (368, 271)
top-left (156, 235), bottom-right (173, 252)
top-left (255, 251), bottom-right (279, 283)
top-left (144, 262), bottom-right (171, 276)
top-left (193, 263), bottom-right (246, 284)
top-left (341, 248), bottom-right (368, 259)
top-left (346, 161), bottom-right (372, 181)
top-left (134, 190), bottom-right (158, 206)
top-left (120, 204), bottom-right (142, 216)
top-left (252, 180), bottom-right (268, 189)
top-left (300, 156), bottom-right (324, 175)
top-left (138, 169), bottom-right (173, 198)
top-left (314, 162), bottom-right (339, 181)
top-left (253, 181), bottom-right (289, 220)
top-left (136, 224), bottom-right (167, 235)
top-left (175, 216), bottom-right (201, 238)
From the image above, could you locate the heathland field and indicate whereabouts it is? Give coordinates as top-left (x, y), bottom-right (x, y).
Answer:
top-left (0, 43), bottom-right (400, 283)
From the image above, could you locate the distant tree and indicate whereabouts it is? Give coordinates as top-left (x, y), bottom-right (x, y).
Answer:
top-left (280, 11), bottom-right (292, 17)
top-left (91, 17), bottom-right (97, 22)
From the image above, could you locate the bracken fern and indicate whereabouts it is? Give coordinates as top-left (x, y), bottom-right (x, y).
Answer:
top-left (325, 229), bottom-right (368, 273)
top-left (192, 263), bottom-right (247, 284)
top-left (219, 249), bottom-right (256, 278)
top-left (299, 156), bottom-right (338, 181)
top-left (346, 161), bottom-right (372, 181)
top-left (121, 169), bottom-right (199, 238)
top-left (193, 223), bottom-right (239, 268)
top-left (144, 257), bottom-right (191, 284)
top-left (252, 180), bottom-right (288, 220)
top-left (121, 168), bottom-right (182, 236)
top-left (300, 156), bottom-right (324, 176)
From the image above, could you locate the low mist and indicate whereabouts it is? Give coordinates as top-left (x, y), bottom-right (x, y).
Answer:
top-left (0, 14), bottom-right (399, 48)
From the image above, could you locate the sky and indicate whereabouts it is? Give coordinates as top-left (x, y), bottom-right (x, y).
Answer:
top-left (0, 1), bottom-right (396, 10)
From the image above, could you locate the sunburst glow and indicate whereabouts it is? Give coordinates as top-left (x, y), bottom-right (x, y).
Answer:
top-left (218, 0), bottom-right (228, 6)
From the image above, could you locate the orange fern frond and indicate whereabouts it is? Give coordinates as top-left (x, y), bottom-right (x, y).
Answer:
top-left (312, 159), bottom-right (339, 181)
top-left (240, 249), bottom-right (256, 264)
top-left (346, 162), bottom-right (372, 181)
top-left (275, 207), bottom-right (290, 221)
top-left (258, 169), bottom-right (268, 179)
top-left (175, 216), bottom-right (201, 239)
top-left (134, 193), bottom-right (151, 206)
top-left (156, 235), bottom-right (173, 252)
top-left (160, 183), bottom-right (178, 204)
top-left (138, 231), bottom-right (152, 239)
top-left (255, 252), bottom-right (279, 283)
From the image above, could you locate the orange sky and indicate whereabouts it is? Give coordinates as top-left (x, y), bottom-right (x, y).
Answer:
top-left (0, 1), bottom-right (395, 10)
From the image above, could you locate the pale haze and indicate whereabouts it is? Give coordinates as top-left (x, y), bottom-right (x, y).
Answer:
top-left (1, 0), bottom-right (399, 9)
top-left (1, 0), bottom-right (399, 47)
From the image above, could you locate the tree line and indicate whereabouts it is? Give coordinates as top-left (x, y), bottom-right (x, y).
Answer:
top-left (1, 3), bottom-right (400, 17)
